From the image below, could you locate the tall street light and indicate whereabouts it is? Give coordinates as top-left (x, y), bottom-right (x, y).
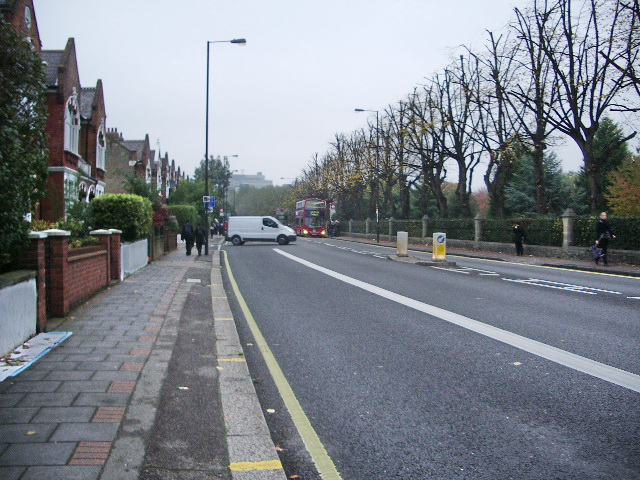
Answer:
top-left (355, 108), bottom-right (380, 242)
top-left (204, 38), bottom-right (246, 254)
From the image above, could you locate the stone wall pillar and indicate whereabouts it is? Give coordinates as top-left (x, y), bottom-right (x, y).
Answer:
top-left (474, 214), bottom-right (485, 248)
top-left (562, 208), bottom-right (577, 253)
top-left (422, 215), bottom-right (430, 240)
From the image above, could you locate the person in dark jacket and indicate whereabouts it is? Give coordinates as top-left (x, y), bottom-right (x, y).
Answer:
top-left (514, 222), bottom-right (526, 256)
top-left (181, 221), bottom-right (195, 256)
top-left (595, 212), bottom-right (616, 265)
top-left (194, 224), bottom-right (206, 256)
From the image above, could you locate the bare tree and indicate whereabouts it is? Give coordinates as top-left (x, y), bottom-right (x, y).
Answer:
top-left (436, 56), bottom-right (483, 217)
top-left (509, 2), bottom-right (564, 214)
top-left (469, 31), bottom-right (526, 217)
top-left (533, 0), bottom-right (638, 213)
top-left (405, 86), bottom-right (450, 217)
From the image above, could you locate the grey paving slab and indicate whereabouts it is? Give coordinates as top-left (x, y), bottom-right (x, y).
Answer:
top-left (63, 354), bottom-right (109, 362)
top-left (91, 370), bottom-right (140, 382)
top-left (4, 381), bottom-right (62, 393)
top-left (31, 406), bottom-right (95, 423)
top-left (73, 361), bottom-right (122, 371)
top-left (21, 465), bottom-right (102, 480)
top-left (0, 393), bottom-right (25, 407)
top-left (0, 407), bottom-right (38, 424)
top-left (55, 380), bottom-right (111, 393)
top-left (31, 361), bottom-right (80, 371)
top-left (17, 392), bottom-right (77, 407)
top-left (12, 370), bottom-right (49, 381)
top-left (44, 370), bottom-right (95, 381)
top-left (0, 442), bottom-right (76, 465)
top-left (51, 422), bottom-right (120, 442)
top-left (0, 466), bottom-right (25, 480)
top-left (0, 423), bottom-right (57, 442)
top-left (73, 392), bottom-right (130, 407)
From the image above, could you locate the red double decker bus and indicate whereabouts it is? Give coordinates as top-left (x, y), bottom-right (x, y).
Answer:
top-left (294, 198), bottom-right (327, 237)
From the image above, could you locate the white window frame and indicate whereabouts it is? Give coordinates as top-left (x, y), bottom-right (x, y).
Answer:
top-left (96, 122), bottom-right (106, 170)
top-left (64, 92), bottom-right (80, 154)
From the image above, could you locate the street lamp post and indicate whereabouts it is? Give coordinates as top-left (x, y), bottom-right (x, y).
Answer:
top-left (355, 108), bottom-right (380, 242)
top-left (204, 38), bottom-right (246, 254)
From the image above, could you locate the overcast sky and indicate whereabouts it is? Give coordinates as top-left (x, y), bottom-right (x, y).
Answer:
top-left (34, 0), bottom-right (592, 188)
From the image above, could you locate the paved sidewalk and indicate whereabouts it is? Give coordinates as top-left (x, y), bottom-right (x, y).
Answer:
top-left (0, 240), bottom-right (285, 480)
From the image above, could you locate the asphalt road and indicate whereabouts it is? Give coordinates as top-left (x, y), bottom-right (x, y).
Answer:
top-left (222, 237), bottom-right (640, 480)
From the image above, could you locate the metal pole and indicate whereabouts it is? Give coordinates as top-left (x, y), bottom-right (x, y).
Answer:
top-left (204, 42), bottom-right (211, 255)
top-left (375, 110), bottom-right (380, 243)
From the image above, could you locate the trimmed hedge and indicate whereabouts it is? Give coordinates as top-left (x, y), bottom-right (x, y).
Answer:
top-left (90, 194), bottom-right (152, 242)
top-left (339, 215), bottom-right (639, 251)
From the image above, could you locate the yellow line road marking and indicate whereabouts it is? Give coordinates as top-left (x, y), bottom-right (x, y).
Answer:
top-left (218, 358), bottom-right (246, 362)
top-left (222, 251), bottom-right (343, 480)
top-left (230, 459), bottom-right (283, 471)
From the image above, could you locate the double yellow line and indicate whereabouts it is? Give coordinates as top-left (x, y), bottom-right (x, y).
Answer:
top-left (222, 250), bottom-right (343, 480)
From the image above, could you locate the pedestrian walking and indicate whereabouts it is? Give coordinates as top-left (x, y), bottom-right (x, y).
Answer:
top-left (181, 221), bottom-right (195, 256)
top-left (595, 212), bottom-right (616, 265)
top-left (514, 222), bottom-right (526, 256)
top-left (194, 224), bottom-right (206, 256)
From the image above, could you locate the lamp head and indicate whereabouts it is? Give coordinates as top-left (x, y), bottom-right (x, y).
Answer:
top-left (230, 38), bottom-right (247, 45)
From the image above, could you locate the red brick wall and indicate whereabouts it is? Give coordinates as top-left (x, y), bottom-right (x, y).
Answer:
top-left (67, 246), bottom-right (108, 310)
top-left (18, 231), bottom-right (121, 318)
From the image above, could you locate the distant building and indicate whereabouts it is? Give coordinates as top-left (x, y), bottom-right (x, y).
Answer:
top-left (104, 130), bottom-right (183, 201)
top-left (229, 172), bottom-right (273, 190)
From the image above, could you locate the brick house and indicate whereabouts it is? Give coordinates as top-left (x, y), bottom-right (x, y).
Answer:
top-left (79, 80), bottom-right (107, 202)
top-left (0, 0), bottom-right (41, 51)
top-left (40, 38), bottom-right (106, 221)
top-left (104, 132), bottom-right (152, 194)
top-left (105, 132), bottom-right (183, 201)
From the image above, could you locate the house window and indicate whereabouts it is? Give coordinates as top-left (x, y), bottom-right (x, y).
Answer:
top-left (96, 125), bottom-right (106, 170)
top-left (64, 94), bottom-right (80, 154)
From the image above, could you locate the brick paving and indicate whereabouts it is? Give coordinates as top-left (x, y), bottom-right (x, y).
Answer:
top-left (0, 247), bottom-right (196, 480)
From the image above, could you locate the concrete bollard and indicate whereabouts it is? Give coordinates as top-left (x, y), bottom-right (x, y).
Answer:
top-left (397, 231), bottom-right (409, 257)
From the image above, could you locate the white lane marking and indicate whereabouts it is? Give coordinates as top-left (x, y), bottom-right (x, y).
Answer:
top-left (503, 278), bottom-right (622, 295)
top-left (432, 267), bottom-right (470, 274)
top-left (273, 249), bottom-right (640, 394)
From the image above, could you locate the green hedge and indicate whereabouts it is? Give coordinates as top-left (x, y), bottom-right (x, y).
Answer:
top-left (574, 215), bottom-right (640, 250)
top-left (90, 194), bottom-right (152, 242)
top-left (166, 205), bottom-right (199, 231)
top-left (338, 215), bottom-right (639, 251)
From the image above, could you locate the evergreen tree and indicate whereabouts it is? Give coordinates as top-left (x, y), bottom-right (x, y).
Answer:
top-left (0, 23), bottom-right (49, 267)
top-left (504, 152), bottom-right (570, 217)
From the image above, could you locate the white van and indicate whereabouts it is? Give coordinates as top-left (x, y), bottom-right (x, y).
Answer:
top-left (226, 216), bottom-right (297, 246)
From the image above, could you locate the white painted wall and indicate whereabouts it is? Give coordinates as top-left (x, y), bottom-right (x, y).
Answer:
top-left (121, 238), bottom-right (148, 279)
top-left (0, 279), bottom-right (37, 355)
